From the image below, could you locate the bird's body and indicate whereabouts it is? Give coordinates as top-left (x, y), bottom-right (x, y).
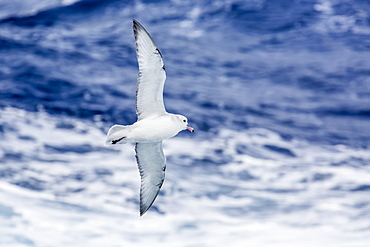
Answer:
top-left (106, 113), bottom-right (190, 144)
top-left (105, 20), bottom-right (193, 216)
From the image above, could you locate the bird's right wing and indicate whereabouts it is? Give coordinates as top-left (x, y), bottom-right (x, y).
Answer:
top-left (133, 19), bottom-right (167, 120)
top-left (135, 141), bottom-right (166, 216)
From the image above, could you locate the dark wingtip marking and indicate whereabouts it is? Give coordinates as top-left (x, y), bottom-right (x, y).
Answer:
top-left (111, 136), bottom-right (126, 145)
top-left (132, 19), bottom-right (141, 30)
top-left (139, 186), bottom-right (162, 217)
top-left (140, 206), bottom-right (147, 217)
top-left (132, 19), bottom-right (158, 47)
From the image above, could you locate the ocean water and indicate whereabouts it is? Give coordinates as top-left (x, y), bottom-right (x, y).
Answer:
top-left (1, 0), bottom-right (370, 246)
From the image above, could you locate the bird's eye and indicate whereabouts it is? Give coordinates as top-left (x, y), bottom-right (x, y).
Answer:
top-left (183, 119), bottom-right (186, 122)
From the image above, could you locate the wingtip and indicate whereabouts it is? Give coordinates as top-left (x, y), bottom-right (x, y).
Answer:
top-left (140, 204), bottom-right (150, 216)
top-left (132, 19), bottom-right (144, 41)
top-left (132, 19), bottom-right (138, 30)
top-left (131, 19), bottom-right (156, 44)
top-left (139, 191), bottom-right (155, 216)
top-left (132, 19), bottom-right (144, 30)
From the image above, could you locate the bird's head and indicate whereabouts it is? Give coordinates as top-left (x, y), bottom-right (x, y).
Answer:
top-left (176, 114), bottom-right (194, 133)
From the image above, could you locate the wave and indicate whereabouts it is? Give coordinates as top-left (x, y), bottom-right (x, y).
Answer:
top-left (0, 0), bottom-right (83, 21)
top-left (1, 107), bottom-right (369, 246)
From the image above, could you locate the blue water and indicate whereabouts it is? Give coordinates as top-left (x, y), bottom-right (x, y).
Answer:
top-left (1, 0), bottom-right (370, 246)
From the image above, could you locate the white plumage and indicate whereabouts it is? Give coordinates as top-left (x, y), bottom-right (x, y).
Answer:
top-left (105, 19), bottom-right (194, 216)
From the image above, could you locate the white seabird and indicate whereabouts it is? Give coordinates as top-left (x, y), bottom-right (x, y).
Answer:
top-left (105, 19), bottom-right (194, 216)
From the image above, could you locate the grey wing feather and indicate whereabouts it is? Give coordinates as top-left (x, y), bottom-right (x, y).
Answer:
top-left (135, 141), bottom-right (166, 216)
top-left (133, 19), bottom-right (167, 120)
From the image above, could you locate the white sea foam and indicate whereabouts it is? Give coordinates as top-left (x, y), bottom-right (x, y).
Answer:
top-left (0, 0), bottom-right (83, 20)
top-left (1, 107), bottom-right (369, 246)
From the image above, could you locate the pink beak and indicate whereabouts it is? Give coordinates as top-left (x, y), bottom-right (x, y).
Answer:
top-left (186, 126), bottom-right (194, 133)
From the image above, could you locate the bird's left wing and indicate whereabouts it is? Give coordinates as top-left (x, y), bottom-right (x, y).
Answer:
top-left (135, 141), bottom-right (166, 216)
top-left (133, 19), bottom-right (167, 120)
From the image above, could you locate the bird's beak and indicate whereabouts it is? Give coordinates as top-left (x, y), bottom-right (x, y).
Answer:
top-left (186, 126), bottom-right (194, 133)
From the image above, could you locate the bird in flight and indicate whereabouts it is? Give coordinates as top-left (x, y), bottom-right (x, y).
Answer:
top-left (105, 19), bottom-right (194, 216)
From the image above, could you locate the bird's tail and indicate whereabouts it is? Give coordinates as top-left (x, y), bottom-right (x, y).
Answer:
top-left (105, 125), bottom-right (130, 146)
